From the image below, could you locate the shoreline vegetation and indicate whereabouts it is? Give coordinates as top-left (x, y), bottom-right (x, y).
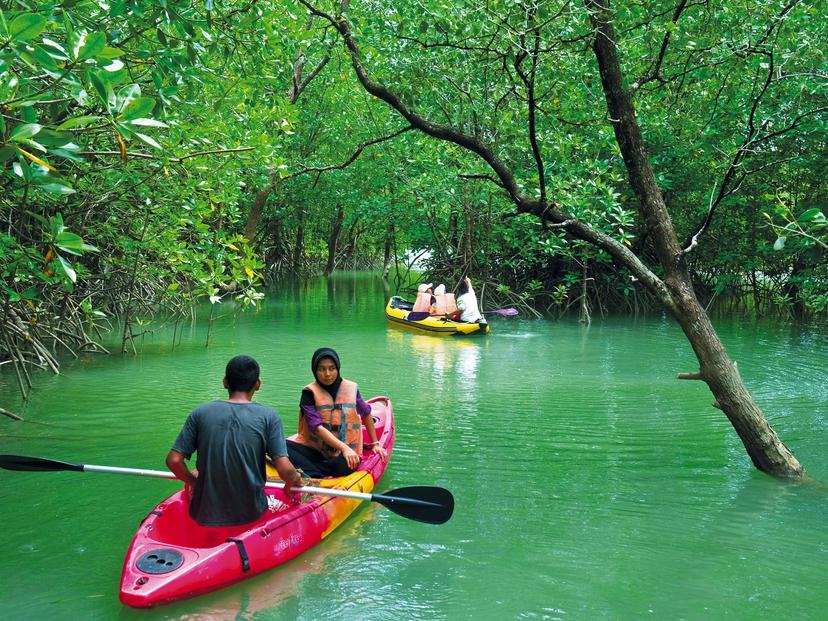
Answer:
top-left (1, 2), bottom-right (825, 476)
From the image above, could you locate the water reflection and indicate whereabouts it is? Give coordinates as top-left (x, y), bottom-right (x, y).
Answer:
top-left (2, 274), bottom-right (827, 621)
top-left (385, 330), bottom-right (485, 401)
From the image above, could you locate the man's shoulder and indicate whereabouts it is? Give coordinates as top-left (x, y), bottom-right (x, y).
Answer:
top-left (190, 399), bottom-right (226, 414)
top-left (234, 402), bottom-right (281, 425)
top-left (189, 400), bottom-right (280, 423)
top-left (250, 402), bottom-right (280, 417)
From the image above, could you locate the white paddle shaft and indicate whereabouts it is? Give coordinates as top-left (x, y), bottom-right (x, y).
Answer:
top-left (80, 464), bottom-right (374, 501)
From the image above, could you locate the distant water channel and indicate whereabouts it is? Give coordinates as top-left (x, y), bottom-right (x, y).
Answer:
top-left (1, 272), bottom-right (826, 620)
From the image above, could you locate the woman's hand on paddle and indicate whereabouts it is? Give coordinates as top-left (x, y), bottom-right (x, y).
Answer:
top-left (342, 446), bottom-right (360, 469)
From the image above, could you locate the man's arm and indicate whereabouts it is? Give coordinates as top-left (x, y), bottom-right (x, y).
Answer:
top-left (166, 450), bottom-right (197, 487)
top-left (271, 455), bottom-right (304, 499)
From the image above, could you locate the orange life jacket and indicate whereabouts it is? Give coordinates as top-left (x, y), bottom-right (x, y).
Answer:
top-left (412, 291), bottom-right (433, 313)
top-left (295, 379), bottom-right (363, 458)
top-left (433, 292), bottom-right (457, 315)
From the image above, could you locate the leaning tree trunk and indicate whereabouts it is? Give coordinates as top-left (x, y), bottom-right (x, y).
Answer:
top-left (587, 0), bottom-right (802, 477)
top-left (303, 0), bottom-right (804, 478)
top-left (244, 183), bottom-right (272, 243)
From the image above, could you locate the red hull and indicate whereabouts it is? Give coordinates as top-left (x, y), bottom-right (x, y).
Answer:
top-left (119, 397), bottom-right (394, 607)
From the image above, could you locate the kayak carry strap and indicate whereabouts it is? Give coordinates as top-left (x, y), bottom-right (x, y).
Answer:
top-left (226, 537), bottom-right (250, 572)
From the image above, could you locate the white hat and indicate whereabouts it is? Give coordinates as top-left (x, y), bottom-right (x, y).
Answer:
top-left (434, 284), bottom-right (446, 295)
top-left (417, 283), bottom-right (433, 293)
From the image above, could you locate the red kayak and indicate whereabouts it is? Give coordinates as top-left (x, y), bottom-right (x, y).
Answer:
top-left (119, 396), bottom-right (395, 607)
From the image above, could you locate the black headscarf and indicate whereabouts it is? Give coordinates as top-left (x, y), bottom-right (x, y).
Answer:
top-left (311, 347), bottom-right (342, 398)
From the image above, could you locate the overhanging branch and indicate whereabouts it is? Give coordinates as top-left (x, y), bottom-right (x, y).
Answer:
top-left (283, 126), bottom-right (414, 179)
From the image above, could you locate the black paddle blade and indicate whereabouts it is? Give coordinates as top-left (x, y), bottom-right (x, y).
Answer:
top-left (372, 486), bottom-right (454, 524)
top-left (0, 454), bottom-right (83, 472)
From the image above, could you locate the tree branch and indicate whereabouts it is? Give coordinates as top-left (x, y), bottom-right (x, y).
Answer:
top-left (77, 146), bottom-right (256, 163)
top-left (284, 126), bottom-right (415, 178)
top-left (632, 0), bottom-right (689, 93)
top-left (296, 0), bottom-right (674, 310)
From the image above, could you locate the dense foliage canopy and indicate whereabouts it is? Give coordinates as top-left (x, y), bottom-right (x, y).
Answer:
top-left (1, 0), bottom-right (825, 400)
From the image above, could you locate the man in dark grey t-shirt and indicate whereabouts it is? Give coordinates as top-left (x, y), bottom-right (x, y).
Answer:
top-left (166, 355), bottom-right (304, 527)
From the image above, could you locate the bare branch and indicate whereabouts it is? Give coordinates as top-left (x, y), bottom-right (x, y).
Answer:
top-left (633, 0), bottom-right (689, 93)
top-left (457, 173), bottom-right (506, 189)
top-left (284, 126), bottom-right (415, 178)
top-left (296, 0), bottom-right (673, 309)
top-left (77, 146), bottom-right (256, 163)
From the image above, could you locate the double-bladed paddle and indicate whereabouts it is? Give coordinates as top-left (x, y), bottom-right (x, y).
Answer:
top-left (0, 454), bottom-right (454, 525)
top-left (483, 308), bottom-right (518, 317)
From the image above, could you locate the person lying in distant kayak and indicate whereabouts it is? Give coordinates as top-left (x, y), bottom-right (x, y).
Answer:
top-left (456, 276), bottom-right (484, 323)
top-left (287, 347), bottom-right (388, 478)
top-left (166, 355), bottom-right (305, 527)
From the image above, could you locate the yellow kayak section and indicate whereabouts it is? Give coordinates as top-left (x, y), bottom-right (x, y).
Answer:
top-left (385, 296), bottom-right (490, 336)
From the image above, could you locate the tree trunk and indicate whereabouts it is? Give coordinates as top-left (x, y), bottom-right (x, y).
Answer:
top-left (382, 223), bottom-right (394, 279)
top-left (308, 0), bottom-right (805, 478)
top-left (293, 208), bottom-right (305, 276)
top-left (325, 204), bottom-right (345, 276)
top-left (586, 0), bottom-right (802, 477)
top-left (244, 185), bottom-right (271, 243)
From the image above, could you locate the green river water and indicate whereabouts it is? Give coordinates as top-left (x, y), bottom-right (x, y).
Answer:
top-left (1, 272), bottom-right (826, 620)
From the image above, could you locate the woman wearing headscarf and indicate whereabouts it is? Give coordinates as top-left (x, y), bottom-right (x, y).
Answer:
top-left (286, 347), bottom-right (387, 478)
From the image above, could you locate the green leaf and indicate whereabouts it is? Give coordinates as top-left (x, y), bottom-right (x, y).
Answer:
top-left (773, 236), bottom-right (787, 250)
top-left (10, 123), bottom-right (42, 141)
top-left (22, 287), bottom-right (41, 301)
top-left (77, 32), bottom-right (107, 60)
top-left (120, 96), bottom-right (156, 121)
top-left (3, 288), bottom-right (21, 302)
top-left (30, 44), bottom-right (59, 70)
top-left (89, 72), bottom-right (114, 110)
top-left (134, 132), bottom-right (162, 149)
top-left (0, 145), bottom-right (16, 163)
top-left (57, 254), bottom-right (77, 283)
top-left (55, 231), bottom-right (85, 253)
top-left (30, 129), bottom-right (73, 147)
top-left (56, 115), bottom-right (102, 130)
top-left (797, 208), bottom-right (823, 223)
top-left (96, 46), bottom-right (124, 60)
top-left (50, 213), bottom-right (66, 237)
top-left (102, 59), bottom-right (125, 72)
top-left (41, 37), bottom-right (68, 59)
top-left (9, 13), bottom-right (47, 42)
top-left (114, 121), bottom-right (133, 139)
top-left (15, 137), bottom-right (48, 153)
top-left (128, 118), bottom-right (168, 128)
top-left (37, 182), bottom-right (77, 195)
top-left (116, 83), bottom-right (141, 112)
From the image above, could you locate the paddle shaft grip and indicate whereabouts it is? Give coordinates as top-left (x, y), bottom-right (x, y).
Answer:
top-left (81, 464), bottom-right (374, 501)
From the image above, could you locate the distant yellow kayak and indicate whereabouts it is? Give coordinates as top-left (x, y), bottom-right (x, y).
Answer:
top-left (385, 296), bottom-right (490, 336)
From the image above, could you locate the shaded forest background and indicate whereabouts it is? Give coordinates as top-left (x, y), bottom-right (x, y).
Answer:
top-left (1, 0), bottom-right (826, 400)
